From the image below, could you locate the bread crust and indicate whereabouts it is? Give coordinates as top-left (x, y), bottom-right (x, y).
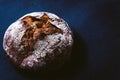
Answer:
top-left (3, 12), bottom-right (73, 71)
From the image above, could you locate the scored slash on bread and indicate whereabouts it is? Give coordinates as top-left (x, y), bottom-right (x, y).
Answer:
top-left (20, 13), bottom-right (63, 53)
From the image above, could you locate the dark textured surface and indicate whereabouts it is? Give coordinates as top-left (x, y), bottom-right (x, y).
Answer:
top-left (0, 0), bottom-right (120, 80)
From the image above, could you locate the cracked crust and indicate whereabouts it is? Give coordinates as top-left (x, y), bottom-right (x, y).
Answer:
top-left (3, 12), bottom-right (73, 71)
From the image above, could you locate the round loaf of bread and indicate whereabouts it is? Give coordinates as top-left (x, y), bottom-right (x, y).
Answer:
top-left (3, 12), bottom-right (73, 71)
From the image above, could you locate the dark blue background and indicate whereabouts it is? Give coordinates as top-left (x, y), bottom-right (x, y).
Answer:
top-left (0, 0), bottom-right (120, 80)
